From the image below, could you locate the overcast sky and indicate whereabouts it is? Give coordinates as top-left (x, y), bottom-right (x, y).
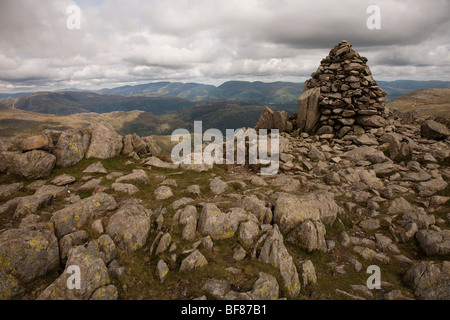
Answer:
top-left (0, 0), bottom-right (449, 93)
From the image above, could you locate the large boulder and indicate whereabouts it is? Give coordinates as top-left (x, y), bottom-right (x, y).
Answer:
top-left (403, 261), bottom-right (450, 300)
top-left (258, 225), bottom-right (301, 298)
top-left (85, 123), bottom-right (123, 159)
top-left (197, 204), bottom-right (247, 240)
top-left (0, 220), bottom-right (59, 299)
top-left (297, 87), bottom-right (321, 133)
top-left (37, 246), bottom-right (113, 300)
top-left (106, 204), bottom-right (151, 252)
top-left (53, 129), bottom-right (85, 168)
top-left (8, 150), bottom-right (56, 179)
top-left (420, 120), bottom-right (450, 139)
top-left (274, 192), bottom-right (339, 234)
top-left (51, 193), bottom-right (117, 239)
top-left (287, 219), bottom-right (327, 252)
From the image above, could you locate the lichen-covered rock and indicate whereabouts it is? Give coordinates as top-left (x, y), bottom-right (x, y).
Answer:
top-left (59, 230), bottom-right (88, 264)
top-left (299, 260), bottom-right (317, 287)
top-left (155, 233), bottom-right (172, 256)
top-left (248, 272), bottom-right (279, 300)
top-left (197, 204), bottom-right (247, 240)
top-left (235, 195), bottom-right (272, 224)
top-left (179, 205), bottom-right (198, 241)
top-left (106, 204), bottom-right (151, 252)
top-left (416, 229), bottom-right (450, 256)
top-left (404, 261), bottom-right (450, 300)
top-left (52, 193), bottom-right (117, 239)
top-left (258, 225), bottom-right (301, 298)
top-left (287, 219), bottom-right (327, 253)
top-left (9, 150), bottom-right (56, 179)
top-left (179, 249), bottom-right (208, 272)
top-left (86, 234), bottom-right (117, 265)
top-left (37, 246), bottom-right (111, 300)
top-left (90, 285), bottom-right (118, 300)
top-left (202, 278), bottom-right (231, 299)
top-left (0, 221), bottom-right (59, 299)
top-left (239, 220), bottom-right (260, 245)
top-left (85, 122), bottom-right (123, 159)
top-left (14, 194), bottom-right (53, 218)
top-left (274, 192), bottom-right (339, 234)
top-left (53, 129), bottom-right (85, 168)
top-left (156, 260), bottom-right (169, 283)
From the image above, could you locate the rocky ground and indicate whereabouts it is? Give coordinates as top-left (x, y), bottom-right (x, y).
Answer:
top-left (0, 112), bottom-right (449, 300)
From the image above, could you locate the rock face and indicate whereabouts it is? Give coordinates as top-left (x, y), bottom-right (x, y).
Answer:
top-left (9, 150), bottom-right (56, 179)
top-left (296, 40), bottom-right (387, 135)
top-left (85, 123), bottom-right (123, 159)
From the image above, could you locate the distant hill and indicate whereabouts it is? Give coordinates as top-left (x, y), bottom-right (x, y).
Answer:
top-left (387, 88), bottom-right (450, 118)
top-left (0, 91), bottom-right (196, 115)
top-left (378, 80), bottom-right (450, 100)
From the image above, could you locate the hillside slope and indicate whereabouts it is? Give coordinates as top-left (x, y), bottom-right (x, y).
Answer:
top-left (387, 88), bottom-right (450, 118)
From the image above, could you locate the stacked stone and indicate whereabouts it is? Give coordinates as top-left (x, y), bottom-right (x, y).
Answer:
top-left (298, 40), bottom-right (388, 137)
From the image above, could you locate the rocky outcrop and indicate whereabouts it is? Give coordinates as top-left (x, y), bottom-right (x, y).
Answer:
top-left (404, 261), bottom-right (450, 300)
top-left (85, 123), bottom-right (123, 159)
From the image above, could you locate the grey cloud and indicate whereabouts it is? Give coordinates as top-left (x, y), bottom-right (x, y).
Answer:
top-left (0, 0), bottom-right (449, 92)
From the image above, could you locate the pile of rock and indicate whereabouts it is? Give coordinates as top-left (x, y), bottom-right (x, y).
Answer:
top-left (298, 40), bottom-right (388, 137)
top-left (0, 123), bottom-right (161, 179)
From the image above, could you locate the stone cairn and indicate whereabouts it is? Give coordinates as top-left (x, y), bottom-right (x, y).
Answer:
top-left (256, 41), bottom-right (390, 138)
top-left (298, 40), bottom-right (389, 137)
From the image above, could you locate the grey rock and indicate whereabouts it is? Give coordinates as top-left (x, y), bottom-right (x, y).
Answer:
top-left (111, 182), bottom-right (139, 195)
top-left (83, 162), bottom-right (107, 174)
top-left (156, 260), bottom-right (169, 283)
top-left (235, 195), bottom-right (272, 224)
top-left (106, 204), bottom-right (151, 252)
top-left (416, 229), bottom-right (450, 256)
top-left (258, 225), bottom-right (301, 298)
top-left (154, 186), bottom-right (174, 200)
top-left (179, 250), bottom-right (208, 272)
top-left (53, 129), bottom-right (85, 168)
top-left (297, 87), bottom-right (321, 132)
top-left (0, 182), bottom-right (23, 199)
top-left (287, 219), bottom-right (327, 252)
top-left (404, 261), bottom-right (450, 300)
top-left (421, 120), bottom-right (450, 139)
top-left (116, 169), bottom-right (149, 185)
top-left (85, 122), bottom-right (123, 159)
top-left (51, 174), bottom-right (76, 186)
top-left (197, 204), bottom-right (247, 240)
top-left (210, 177), bottom-right (228, 195)
top-left (9, 150), bottom-right (56, 179)
top-left (248, 272), bottom-right (279, 300)
top-left (37, 246), bottom-right (110, 300)
top-left (52, 193), bottom-right (117, 238)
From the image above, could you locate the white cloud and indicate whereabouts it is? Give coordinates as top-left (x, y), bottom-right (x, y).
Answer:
top-left (0, 0), bottom-right (449, 92)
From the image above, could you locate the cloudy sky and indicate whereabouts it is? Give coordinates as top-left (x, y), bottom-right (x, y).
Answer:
top-left (0, 0), bottom-right (449, 93)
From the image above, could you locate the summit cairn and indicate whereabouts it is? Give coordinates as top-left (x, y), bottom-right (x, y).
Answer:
top-left (297, 40), bottom-right (388, 137)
